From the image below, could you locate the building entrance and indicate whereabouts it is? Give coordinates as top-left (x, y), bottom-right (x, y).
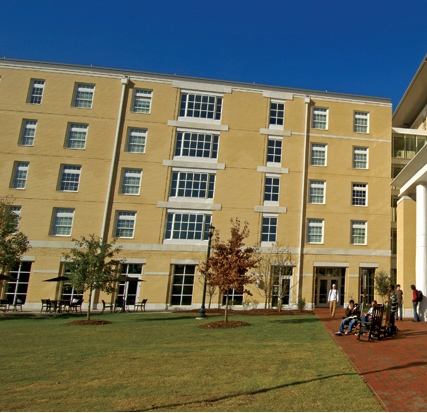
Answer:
top-left (314, 267), bottom-right (346, 307)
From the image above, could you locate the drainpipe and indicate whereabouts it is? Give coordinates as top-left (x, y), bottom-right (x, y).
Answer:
top-left (93, 76), bottom-right (129, 310)
top-left (297, 96), bottom-right (311, 306)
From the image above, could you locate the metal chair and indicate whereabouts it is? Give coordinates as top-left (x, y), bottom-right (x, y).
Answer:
top-left (134, 299), bottom-right (147, 312)
top-left (101, 300), bottom-right (114, 314)
top-left (41, 299), bottom-right (51, 313)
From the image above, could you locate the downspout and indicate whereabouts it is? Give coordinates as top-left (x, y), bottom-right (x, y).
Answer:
top-left (93, 76), bottom-right (129, 310)
top-left (297, 96), bottom-right (311, 306)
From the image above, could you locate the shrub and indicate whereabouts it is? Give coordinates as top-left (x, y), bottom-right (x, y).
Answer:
top-left (297, 297), bottom-right (306, 311)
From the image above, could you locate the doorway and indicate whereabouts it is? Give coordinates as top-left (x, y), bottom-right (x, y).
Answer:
top-left (314, 267), bottom-right (346, 307)
top-left (316, 277), bottom-right (340, 307)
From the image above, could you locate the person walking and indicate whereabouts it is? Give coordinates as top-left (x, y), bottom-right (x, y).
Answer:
top-left (328, 284), bottom-right (339, 317)
top-left (396, 284), bottom-right (403, 320)
top-left (411, 284), bottom-right (420, 322)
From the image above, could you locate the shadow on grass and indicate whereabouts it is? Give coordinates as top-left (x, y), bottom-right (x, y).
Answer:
top-left (268, 317), bottom-right (319, 324)
top-left (134, 315), bottom-right (216, 322)
top-left (0, 312), bottom-right (88, 321)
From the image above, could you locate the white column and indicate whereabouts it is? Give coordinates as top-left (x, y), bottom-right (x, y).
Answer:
top-left (416, 183), bottom-right (427, 320)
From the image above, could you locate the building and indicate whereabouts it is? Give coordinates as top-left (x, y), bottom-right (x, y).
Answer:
top-left (392, 54), bottom-right (427, 320)
top-left (0, 59), bottom-right (392, 311)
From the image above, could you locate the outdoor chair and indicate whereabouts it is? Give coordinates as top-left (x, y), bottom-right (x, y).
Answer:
top-left (0, 299), bottom-right (9, 312)
top-left (41, 299), bottom-right (51, 313)
top-left (101, 299), bottom-right (114, 314)
top-left (114, 298), bottom-right (125, 313)
top-left (10, 298), bottom-right (23, 312)
top-left (69, 299), bottom-right (83, 313)
top-left (357, 304), bottom-right (385, 341)
top-left (134, 299), bottom-right (147, 312)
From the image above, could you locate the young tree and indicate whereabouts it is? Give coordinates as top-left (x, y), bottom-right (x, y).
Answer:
top-left (0, 197), bottom-right (30, 289)
top-left (374, 269), bottom-right (391, 303)
top-left (200, 219), bottom-right (259, 322)
top-left (62, 235), bottom-right (122, 320)
top-left (253, 244), bottom-right (295, 310)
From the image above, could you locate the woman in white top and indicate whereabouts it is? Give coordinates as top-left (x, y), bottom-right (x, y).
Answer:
top-left (328, 284), bottom-right (339, 316)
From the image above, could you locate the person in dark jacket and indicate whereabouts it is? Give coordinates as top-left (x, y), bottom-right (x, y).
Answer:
top-left (411, 284), bottom-right (420, 322)
top-left (335, 300), bottom-right (360, 336)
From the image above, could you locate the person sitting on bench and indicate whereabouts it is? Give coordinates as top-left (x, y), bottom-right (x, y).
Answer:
top-left (361, 300), bottom-right (377, 325)
top-left (335, 300), bottom-right (360, 336)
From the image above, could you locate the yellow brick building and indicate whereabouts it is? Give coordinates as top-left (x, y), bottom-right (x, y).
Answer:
top-left (0, 59), bottom-right (392, 311)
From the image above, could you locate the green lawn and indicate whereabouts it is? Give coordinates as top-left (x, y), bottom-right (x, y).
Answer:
top-left (0, 312), bottom-right (383, 412)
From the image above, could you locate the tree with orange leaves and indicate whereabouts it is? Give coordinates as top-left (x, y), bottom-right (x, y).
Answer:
top-left (200, 218), bottom-right (259, 322)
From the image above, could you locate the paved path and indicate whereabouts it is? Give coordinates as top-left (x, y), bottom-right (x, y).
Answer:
top-left (315, 307), bottom-right (427, 412)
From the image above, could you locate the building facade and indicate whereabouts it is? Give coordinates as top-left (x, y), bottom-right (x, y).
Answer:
top-left (0, 59), bottom-right (392, 311)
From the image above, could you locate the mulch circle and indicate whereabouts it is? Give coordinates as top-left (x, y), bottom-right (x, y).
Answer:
top-left (65, 320), bottom-right (112, 326)
top-left (201, 320), bottom-right (250, 329)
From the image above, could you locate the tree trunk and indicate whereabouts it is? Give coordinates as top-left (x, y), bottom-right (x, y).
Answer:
top-left (87, 286), bottom-right (92, 321)
top-left (278, 297), bottom-right (282, 312)
top-left (224, 292), bottom-right (229, 322)
top-left (208, 295), bottom-right (212, 309)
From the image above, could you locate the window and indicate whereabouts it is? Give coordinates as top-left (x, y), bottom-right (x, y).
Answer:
top-left (171, 264), bottom-right (195, 306)
top-left (61, 266), bottom-right (83, 302)
top-left (267, 138), bottom-right (282, 164)
top-left (354, 111), bottom-right (369, 133)
top-left (272, 265), bottom-right (293, 307)
top-left (222, 287), bottom-right (243, 305)
top-left (312, 108), bottom-right (328, 130)
top-left (352, 183), bottom-right (367, 206)
top-left (132, 89), bottom-right (152, 113)
top-left (351, 221), bottom-right (367, 245)
top-left (65, 124), bottom-right (88, 149)
top-left (20, 120), bottom-right (37, 146)
top-left (353, 147), bottom-right (368, 169)
top-left (28, 80), bottom-right (45, 104)
top-left (51, 208), bottom-right (75, 236)
top-left (264, 176), bottom-right (280, 203)
top-left (126, 128), bottom-right (147, 153)
top-left (179, 93), bottom-right (222, 121)
top-left (73, 84), bottom-right (95, 108)
top-left (170, 171), bottom-right (215, 199)
top-left (307, 219), bottom-right (324, 243)
top-left (9, 205), bottom-right (21, 232)
top-left (59, 165), bottom-right (81, 192)
top-left (309, 180), bottom-right (326, 204)
top-left (165, 213), bottom-right (212, 241)
top-left (121, 169), bottom-right (142, 195)
top-left (269, 101), bottom-right (284, 127)
top-left (115, 211), bottom-right (136, 238)
top-left (5, 261), bottom-right (32, 305)
top-left (262, 215), bottom-right (277, 243)
top-left (311, 143), bottom-right (327, 166)
top-left (11, 162), bottom-right (29, 189)
top-left (117, 264), bottom-right (144, 304)
top-left (174, 131), bottom-right (219, 159)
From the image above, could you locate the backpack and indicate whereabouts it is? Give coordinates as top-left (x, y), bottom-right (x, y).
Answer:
top-left (417, 290), bottom-right (423, 302)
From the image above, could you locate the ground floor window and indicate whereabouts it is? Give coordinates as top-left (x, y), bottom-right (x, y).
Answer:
top-left (222, 287), bottom-right (243, 305)
top-left (171, 265), bottom-right (195, 305)
top-left (61, 266), bottom-right (83, 301)
top-left (5, 261), bottom-right (32, 305)
top-left (117, 263), bottom-right (144, 304)
top-left (271, 265), bottom-right (293, 307)
top-left (360, 268), bottom-right (375, 306)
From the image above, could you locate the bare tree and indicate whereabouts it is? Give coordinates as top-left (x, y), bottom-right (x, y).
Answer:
top-left (200, 218), bottom-right (259, 322)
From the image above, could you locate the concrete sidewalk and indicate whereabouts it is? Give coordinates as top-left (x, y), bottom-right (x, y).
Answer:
top-left (315, 307), bottom-right (427, 412)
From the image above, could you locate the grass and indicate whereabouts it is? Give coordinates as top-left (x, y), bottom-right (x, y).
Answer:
top-left (0, 312), bottom-right (383, 412)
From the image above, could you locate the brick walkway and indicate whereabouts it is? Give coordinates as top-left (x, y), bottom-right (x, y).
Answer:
top-left (315, 307), bottom-right (427, 412)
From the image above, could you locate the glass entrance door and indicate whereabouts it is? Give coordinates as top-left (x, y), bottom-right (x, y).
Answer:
top-left (317, 277), bottom-right (339, 307)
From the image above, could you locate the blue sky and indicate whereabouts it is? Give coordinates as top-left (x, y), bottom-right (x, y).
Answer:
top-left (1, 0), bottom-right (427, 108)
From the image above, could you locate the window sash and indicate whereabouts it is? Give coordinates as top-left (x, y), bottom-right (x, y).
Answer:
top-left (309, 181), bottom-right (325, 204)
top-left (171, 264), bottom-right (195, 305)
top-left (20, 120), bottom-right (37, 146)
top-left (307, 219), bottom-right (323, 243)
top-left (351, 221), bottom-right (367, 244)
top-left (179, 93), bottom-right (222, 120)
top-left (174, 132), bottom-right (219, 159)
top-left (269, 102), bottom-right (284, 126)
top-left (12, 162), bottom-right (29, 189)
top-left (353, 147), bottom-right (368, 169)
top-left (267, 138), bottom-right (282, 164)
top-left (60, 165), bottom-right (81, 191)
top-left (132, 89), bottom-right (152, 113)
top-left (312, 108), bottom-right (328, 129)
top-left (121, 169), bottom-right (142, 195)
top-left (6, 261), bottom-right (32, 305)
top-left (74, 84), bottom-right (95, 108)
top-left (165, 213), bottom-right (211, 240)
top-left (352, 184), bottom-right (367, 206)
top-left (170, 172), bottom-right (215, 199)
top-left (354, 112), bottom-right (369, 133)
top-left (66, 124), bottom-right (88, 149)
top-left (311, 144), bottom-right (327, 166)
top-left (262, 216), bottom-right (277, 242)
top-left (115, 211), bottom-right (136, 238)
top-left (264, 177), bottom-right (280, 202)
top-left (126, 128), bottom-right (147, 153)
top-left (52, 208), bottom-right (74, 236)
top-left (29, 80), bottom-right (45, 104)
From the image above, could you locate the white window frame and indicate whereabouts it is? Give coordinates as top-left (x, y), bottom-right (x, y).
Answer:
top-left (174, 130), bottom-right (219, 161)
top-left (170, 264), bottom-right (195, 306)
top-left (169, 170), bottom-right (216, 201)
top-left (121, 169), bottom-right (142, 195)
top-left (351, 220), bottom-right (367, 245)
top-left (261, 214), bottom-right (278, 246)
top-left (115, 211), bottom-right (136, 238)
top-left (51, 208), bottom-right (75, 236)
top-left (73, 83), bottom-right (95, 109)
top-left (28, 79), bottom-right (45, 104)
top-left (178, 91), bottom-right (222, 123)
top-left (9, 205), bottom-right (21, 232)
top-left (353, 147), bottom-right (369, 169)
top-left (126, 128), bottom-right (147, 153)
top-left (65, 124), bottom-right (88, 149)
top-left (307, 219), bottom-right (324, 244)
top-left (59, 165), bottom-right (82, 192)
top-left (11, 162), bottom-right (29, 189)
top-left (352, 183), bottom-right (368, 206)
top-left (354, 111), bottom-right (369, 133)
top-left (132, 89), bottom-right (152, 113)
top-left (264, 174), bottom-right (280, 206)
top-left (309, 180), bottom-right (326, 204)
top-left (311, 143), bottom-right (327, 166)
top-left (164, 211), bottom-right (212, 244)
top-left (312, 107), bottom-right (328, 130)
top-left (266, 137), bottom-right (282, 166)
top-left (269, 100), bottom-right (285, 129)
top-left (20, 120), bottom-right (37, 146)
